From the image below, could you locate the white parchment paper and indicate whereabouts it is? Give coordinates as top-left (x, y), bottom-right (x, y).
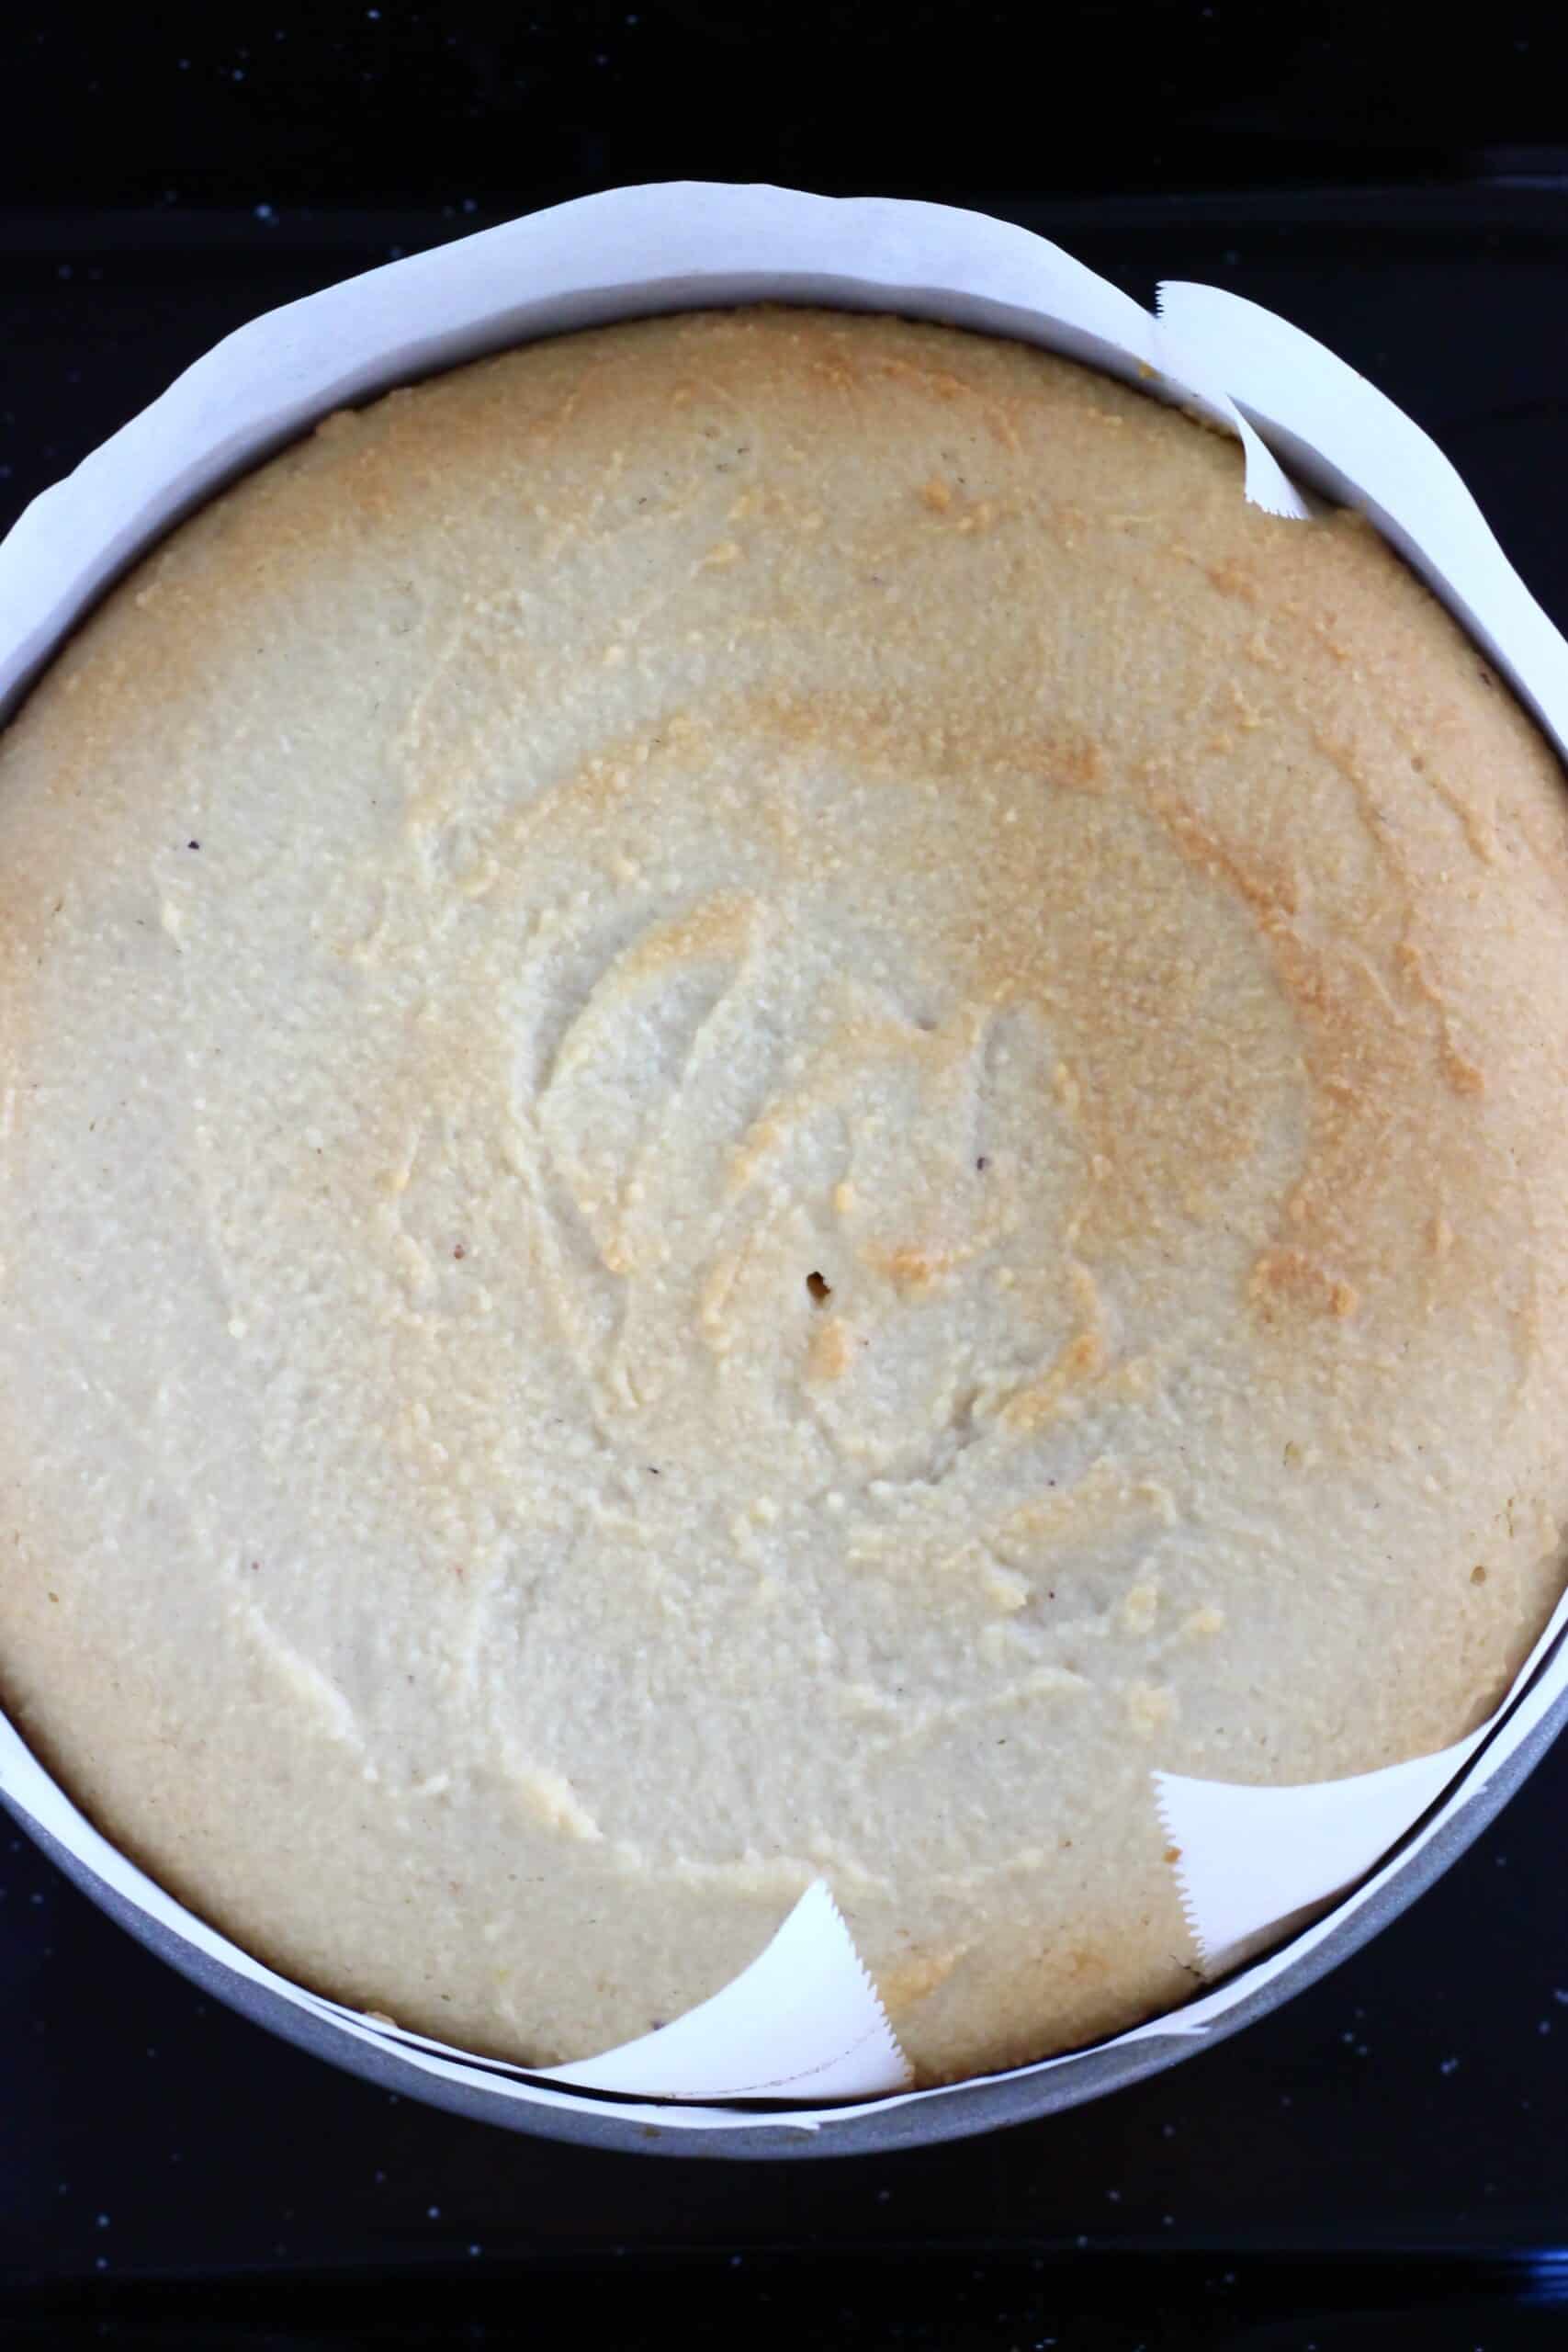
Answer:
top-left (1156, 1589), bottom-right (1568, 1973)
top-left (1, 183), bottom-right (1565, 2136)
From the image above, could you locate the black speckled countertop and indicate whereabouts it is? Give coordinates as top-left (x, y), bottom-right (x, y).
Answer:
top-left (5, 7), bottom-right (1568, 2345)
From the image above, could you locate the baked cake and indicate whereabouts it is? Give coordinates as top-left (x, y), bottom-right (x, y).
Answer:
top-left (2, 306), bottom-right (1565, 2084)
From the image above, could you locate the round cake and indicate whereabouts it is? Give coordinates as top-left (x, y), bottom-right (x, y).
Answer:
top-left (2, 306), bottom-right (1566, 2086)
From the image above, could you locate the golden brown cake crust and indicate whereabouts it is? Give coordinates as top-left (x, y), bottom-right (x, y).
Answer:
top-left (2, 307), bottom-right (1567, 2084)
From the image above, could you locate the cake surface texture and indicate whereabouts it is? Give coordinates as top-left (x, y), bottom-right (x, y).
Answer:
top-left (3, 305), bottom-right (1567, 2084)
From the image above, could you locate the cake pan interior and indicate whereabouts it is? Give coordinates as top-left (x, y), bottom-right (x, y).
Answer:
top-left (3, 186), bottom-right (1567, 2157)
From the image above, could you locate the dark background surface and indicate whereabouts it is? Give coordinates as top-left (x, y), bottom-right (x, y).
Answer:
top-left (4, 4), bottom-right (1568, 2343)
top-left (4, 0), bottom-right (1568, 213)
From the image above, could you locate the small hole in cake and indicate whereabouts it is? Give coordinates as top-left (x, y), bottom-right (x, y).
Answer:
top-left (1472, 1564), bottom-right (1488, 1585)
top-left (806, 1271), bottom-right (831, 1306)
